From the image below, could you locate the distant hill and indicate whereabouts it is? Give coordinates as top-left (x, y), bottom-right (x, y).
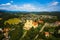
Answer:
top-left (0, 10), bottom-right (60, 20)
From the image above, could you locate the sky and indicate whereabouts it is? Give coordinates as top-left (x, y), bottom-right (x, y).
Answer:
top-left (0, 0), bottom-right (60, 12)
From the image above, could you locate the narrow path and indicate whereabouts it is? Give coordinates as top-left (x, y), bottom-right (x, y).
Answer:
top-left (34, 23), bottom-right (48, 40)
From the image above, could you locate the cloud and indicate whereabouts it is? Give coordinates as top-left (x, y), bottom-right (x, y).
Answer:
top-left (51, 2), bottom-right (59, 6)
top-left (0, 1), bottom-right (13, 6)
top-left (19, 4), bottom-right (36, 11)
top-left (42, 1), bottom-right (60, 11)
top-left (9, 4), bottom-right (49, 11)
top-left (8, 4), bottom-right (37, 11)
top-left (0, 3), bottom-right (56, 11)
top-left (0, 2), bottom-right (60, 11)
top-left (0, 3), bottom-right (11, 6)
